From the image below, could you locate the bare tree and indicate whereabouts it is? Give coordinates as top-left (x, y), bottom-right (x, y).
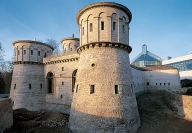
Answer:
top-left (0, 42), bottom-right (5, 93)
top-left (0, 42), bottom-right (4, 61)
top-left (45, 39), bottom-right (60, 53)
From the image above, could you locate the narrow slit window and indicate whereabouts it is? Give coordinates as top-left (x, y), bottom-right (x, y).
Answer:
top-left (62, 82), bottom-right (64, 86)
top-left (113, 22), bottom-right (116, 30)
top-left (156, 83), bottom-right (157, 85)
top-left (76, 84), bottom-right (79, 93)
top-left (38, 51), bottom-right (40, 56)
top-left (123, 25), bottom-right (125, 33)
top-left (90, 23), bottom-right (93, 32)
top-left (18, 50), bottom-right (20, 55)
top-left (31, 50), bottom-right (33, 55)
top-left (62, 67), bottom-right (64, 71)
top-left (115, 85), bottom-right (119, 94)
top-left (14, 84), bottom-right (16, 89)
top-left (90, 85), bottom-right (95, 94)
top-left (40, 84), bottom-right (42, 89)
top-left (23, 50), bottom-right (26, 55)
top-left (101, 21), bottom-right (104, 30)
top-left (160, 83), bottom-right (161, 85)
top-left (71, 48), bottom-right (72, 51)
top-left (147, 82), bottom-right (149, 86)
top-left (168, 83), bottom-right (170, 86)
top-left (60, 95), bottom-right (63, 99)
top-left (82, 27), bottom-right (84, 35)
top-left (29, 84), bottom-right (31, 89)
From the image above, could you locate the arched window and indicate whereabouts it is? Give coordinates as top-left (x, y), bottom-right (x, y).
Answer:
top-left (72, 69), bottom-right (77, 92)
top-left (47, 72), bottom-right (54, 94)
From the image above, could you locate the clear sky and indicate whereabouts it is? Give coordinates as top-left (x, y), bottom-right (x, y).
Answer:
top-left (0, 0), bottom-right (192, 61)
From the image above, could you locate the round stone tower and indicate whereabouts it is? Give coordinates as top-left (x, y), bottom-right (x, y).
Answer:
top-left (60, 34), bottom-right (80, 53)
top-left (69, 2), bottom-right (140, 133)
top-left (10, 40), bottom-right (54, 111)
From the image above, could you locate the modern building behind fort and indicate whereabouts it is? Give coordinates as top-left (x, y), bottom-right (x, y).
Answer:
top-left (131, 44), bottom-right (192, 80)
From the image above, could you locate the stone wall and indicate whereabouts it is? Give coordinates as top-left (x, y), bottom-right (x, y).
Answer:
top-left (10, 64), bottom-right (46, 111)
top-left (70, 46), bottom-right (140, 133)
top-left (61, 37), bottom-right (79, 53)
top-left (131, 67), bottom-right (181, 95)
top-left (13, 40), bottom-right (53, 62)
top-left (164, 91), bottom-right (192, 121)
top-left (0, 98), bottom-right (13, 131)
top-left (44, 54), bottom-right (79, 114)
top-left (77, 3), bottom-right (130, 45)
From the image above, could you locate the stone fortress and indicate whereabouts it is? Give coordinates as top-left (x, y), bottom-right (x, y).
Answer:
top-left (9, 2), bottom-right (182, 133)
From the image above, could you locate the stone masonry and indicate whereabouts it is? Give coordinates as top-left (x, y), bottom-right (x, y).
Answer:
top-left (69, 2), bottom-right (140, 133)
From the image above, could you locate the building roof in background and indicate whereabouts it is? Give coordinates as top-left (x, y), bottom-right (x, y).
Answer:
top-left (131, 65), bottom-right (177, 71)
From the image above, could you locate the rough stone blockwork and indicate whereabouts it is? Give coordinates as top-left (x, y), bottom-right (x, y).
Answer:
top-left (165, 91), bottom-right (192, 121)
top-left (69, 2), bottom-right (140, 133)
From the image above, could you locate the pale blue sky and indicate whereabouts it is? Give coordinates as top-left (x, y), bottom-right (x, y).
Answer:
top-left (0, 0), bottom-right (192, 61)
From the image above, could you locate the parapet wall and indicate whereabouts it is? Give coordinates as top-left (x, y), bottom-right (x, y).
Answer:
top-left (164, 91), bottom-right (192, 121)
top-left (0, 98), bottom-right (13, 131)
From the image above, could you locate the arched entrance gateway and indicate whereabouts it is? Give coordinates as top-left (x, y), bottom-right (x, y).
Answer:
top-left (72, 69), bottom-right (77, 92)
top-left (47, 72), bottom-right (54, 94)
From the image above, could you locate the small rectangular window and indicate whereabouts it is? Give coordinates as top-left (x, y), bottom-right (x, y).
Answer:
top-left (62, 67), bottom-right (64, 71)
top-left (113, 22), bottom-right (116, 30)
top-left (76, 84), bottom-right (79, 93)
top-left (90, 23), bottom-right (93, 32)
top-left (14, 84), bottom-right (16, 89)
top-left (23, 50), bottom-right (26, 55)
top-left (101, 21), bottom-right (104, 30)
top-left (168, 83), bottom-right (170, 86)
top-left (115, 85), bottom-right (119, 94)
top-left (60, 95), bottom-right (63, 99)
top-left (160, 83), bottom-right (161, 85)
top-left (71, 48), bottom-right (72, 51)
top-left (82, 27), bottom-right (84, 35)
top-left (40, 84), bottom-right (42, 88)
top-left (123, 25), bottom-right (125, 33)
top-left (90, 85), bottom-right (95, 94)
top-left (147, 82), bottom-right (149, 86)
top-left (156, 83), bottom-right (157, 85)
top-left (38, 51), bottom-right (40, 56)
top-left (18, 50), bottom-right (20, 55)
top-left (31, 50), bottom-right (33, 55)
top-left (62, 82), bottom-right (64, 86)
top-left (164, 83), bottom-right (166, 85)
top-left (29, 84), bottom-right (31, 89)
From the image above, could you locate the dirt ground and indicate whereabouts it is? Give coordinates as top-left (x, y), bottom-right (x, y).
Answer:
top-left (137, 91), bottom-right (192, 133)
top-left (4, 92), bottom-right (192, 133)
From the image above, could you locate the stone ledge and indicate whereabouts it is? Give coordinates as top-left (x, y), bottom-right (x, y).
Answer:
top-left (44, 57), bottom-right (79, 65)
top-left (77, 42), bottom-right (132, 54)
top-left (13, 61), bottom-right (43, 65)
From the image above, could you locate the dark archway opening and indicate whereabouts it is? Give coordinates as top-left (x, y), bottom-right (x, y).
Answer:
top-left (72, 69), bottom-right (77, 92)
top-left (47, 72), bottom-right (54, 94)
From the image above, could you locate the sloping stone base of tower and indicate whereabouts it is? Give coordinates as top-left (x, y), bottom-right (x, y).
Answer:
top-left (69, 103), bottom-right (140, 133)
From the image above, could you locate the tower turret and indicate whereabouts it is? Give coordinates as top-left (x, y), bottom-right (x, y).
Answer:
top-left (69, 2), bottom-right (140, 133)
top-left (10, 40), bottom-right (54, 111)
top-left (61, 34), bottom-right (80, 53)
